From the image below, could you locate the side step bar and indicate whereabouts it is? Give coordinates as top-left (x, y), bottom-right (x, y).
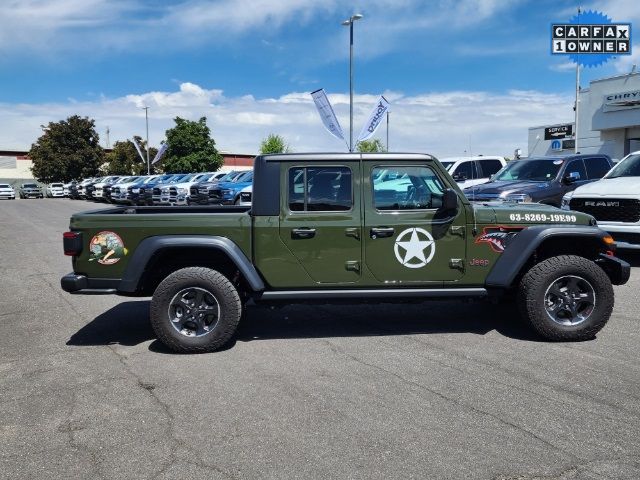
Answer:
top-left (258, 288), bottom-right (487, 301)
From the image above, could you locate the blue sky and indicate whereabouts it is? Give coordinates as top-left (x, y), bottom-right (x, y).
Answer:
top-left (0, 0), bottom-right (637, 156)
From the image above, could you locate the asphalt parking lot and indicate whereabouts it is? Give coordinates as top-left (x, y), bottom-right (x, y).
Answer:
top-left (1, 199), bottom-right (639, 480)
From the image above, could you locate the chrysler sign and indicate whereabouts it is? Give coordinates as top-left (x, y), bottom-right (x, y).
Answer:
top-left (603, 90), bottom-right (640, 112)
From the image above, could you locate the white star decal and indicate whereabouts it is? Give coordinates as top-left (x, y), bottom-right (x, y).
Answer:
top-left (393, 227), bottom-right (436, 269)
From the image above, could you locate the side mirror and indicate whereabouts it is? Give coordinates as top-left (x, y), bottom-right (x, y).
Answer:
top-left (564, 171), bottom-right (581, 184)
top-left (442, 188), bottom-right (458, 212)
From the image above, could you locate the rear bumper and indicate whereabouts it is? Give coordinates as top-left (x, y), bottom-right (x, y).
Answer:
top-left (595, 254), bottom-right (631, 286)
top-left (61, 273), bottom-right (119, 294)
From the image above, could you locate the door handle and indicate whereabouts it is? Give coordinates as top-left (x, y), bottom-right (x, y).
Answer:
top-left (291, 228), bottom-right (316, 239)
top-left (370, 227), bottom-right (395, 239)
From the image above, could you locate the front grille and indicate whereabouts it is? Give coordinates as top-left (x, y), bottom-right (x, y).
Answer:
top-left (153, 187), bottom-right (161, 196)
top-left (569, 198), bottom-right (640, 223)
top-left (240, 192), bottom-right (251, 201)
top-left (190, 187), bottom-right (198, 195)
top-left (112, 187), bottom-right (121, 194)
top-left (209, 189), bottom-right (222, 199)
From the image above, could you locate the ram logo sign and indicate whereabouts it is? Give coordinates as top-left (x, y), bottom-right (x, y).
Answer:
top-left (585, 201), bottom-right (620, 207)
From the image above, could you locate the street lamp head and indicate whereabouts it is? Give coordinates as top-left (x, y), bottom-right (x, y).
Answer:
top-left (342, 13), bottom-right (363, 25)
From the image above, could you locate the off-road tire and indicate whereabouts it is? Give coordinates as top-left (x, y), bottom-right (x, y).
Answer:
top-left (150, 267), bottom-right (242, 353)
top-left (518, 255), bottom-right (614, 341)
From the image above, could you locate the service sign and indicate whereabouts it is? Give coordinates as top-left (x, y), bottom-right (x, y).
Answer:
top-left (544, 124), bottom-right (573, 140)
top-left (550, 10), bottom-right (632, 67)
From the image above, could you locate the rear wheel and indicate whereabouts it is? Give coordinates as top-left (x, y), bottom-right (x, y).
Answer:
top-left (518, 255), bottom-right (614, 341)
top-left (150, 267), bottom-right (242, 353)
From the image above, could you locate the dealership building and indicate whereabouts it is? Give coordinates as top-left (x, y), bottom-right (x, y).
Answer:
top-left (528, 71), bottom-right (640, 160)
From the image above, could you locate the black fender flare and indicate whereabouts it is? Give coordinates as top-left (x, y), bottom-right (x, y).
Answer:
top-left (118, 235), bottom-right (265, 293)
top-left (485, 225), bottom-right (610, 288)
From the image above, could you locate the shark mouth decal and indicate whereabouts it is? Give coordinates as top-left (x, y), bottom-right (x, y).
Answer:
top-left (475, 226), bottom-right (523, 253)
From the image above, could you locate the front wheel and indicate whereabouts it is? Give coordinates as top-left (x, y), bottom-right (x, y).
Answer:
top-left (518, 255), bottom-right (614, 341)
top-left (150, 267), bottom-right (242, 353)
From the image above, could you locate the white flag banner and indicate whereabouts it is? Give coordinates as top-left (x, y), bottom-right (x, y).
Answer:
top-left (132, 137), bottom-right (146, 163)
top-left (310, 89), bottom-right (345, 141)
top-left (152, 143), bottom-right (169, 165)
top-left (357, 96), bottom-right (391, 142)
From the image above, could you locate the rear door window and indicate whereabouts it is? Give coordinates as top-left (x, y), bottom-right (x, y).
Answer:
top-left (478, 159), bottom-right (503, 177)
top-left (288, 166), bottom-right (352, 212)
top-left (584, 157), bottom-right (611, 179)
top-left (452, 161), bottom-right (477, 181)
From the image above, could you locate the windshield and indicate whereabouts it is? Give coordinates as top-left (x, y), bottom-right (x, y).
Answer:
top-left (440, 161), bottom-right (455, 171)
top-left (23, 183), bottom-right (38, 188)
top-left (493, 159), bottom-right (562, 182)
top-left (51, 183), bottom-right (63, 187)
top-left (0, 184), bottom-right (10, 188)
top-left (605, 154), bottom-right (640, 178)
top-left (235, 171), bottom-right (253, 182)
top-left (218, 171), bottom-right (237, 182)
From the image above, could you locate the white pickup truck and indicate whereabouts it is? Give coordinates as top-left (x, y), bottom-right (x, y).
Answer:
top-left (439, 155), bottom-right (506, 188)
top-left (562, 151), bottom-right (640, 250)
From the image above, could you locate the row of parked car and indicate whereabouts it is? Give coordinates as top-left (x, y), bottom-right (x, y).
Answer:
top-left (63, 170), bottom-right (254, 206)
top-left (0, 182), bottom-right (52, 200)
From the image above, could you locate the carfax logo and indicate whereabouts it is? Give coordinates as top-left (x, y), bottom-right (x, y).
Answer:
top-left (551, 10), bottom-right (632, 67)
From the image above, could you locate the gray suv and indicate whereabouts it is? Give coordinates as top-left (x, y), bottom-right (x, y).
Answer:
top-left (18, 183), bottom-right (43, 199)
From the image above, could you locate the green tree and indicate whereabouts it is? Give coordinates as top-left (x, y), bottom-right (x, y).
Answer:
top-left (260, 133), bottom-right (290, 154)
top-left (105, 137), bottom-right (158, 175)
top-left (161, 117), bottom-right (223, 173)
top-left (356, 139), bottom-right (386, 153)
top-left (29, 115), bottom-right (104, 182)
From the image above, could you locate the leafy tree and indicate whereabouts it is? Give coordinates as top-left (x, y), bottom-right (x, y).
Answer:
top-left (260, 134), bottom-right (290, 154)
top-left (161, 117), bottom-right (223, 173)
top-left (106, 137), bottom-right (158, 175)
top-left (29, 115), bottom-right (104, 182)
top-left (356, 139), bottom-right (386, 153)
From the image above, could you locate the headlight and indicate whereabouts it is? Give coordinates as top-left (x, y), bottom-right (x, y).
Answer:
top-left (161, 187), bottom-right (170, 194)
top-left (177, 187), bottom-right (187, 195)
top-left (221, 189), bottom-right (234, 196)
top-left (131, 188), bottom-right (139, 193)
top-left (500, 192), bottom-right (532, 203)
top-left (560, 192), bottom-right (573, 211)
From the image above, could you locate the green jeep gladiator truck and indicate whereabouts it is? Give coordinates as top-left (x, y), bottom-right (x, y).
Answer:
top-left (61, 153), bottom-right (630, 353)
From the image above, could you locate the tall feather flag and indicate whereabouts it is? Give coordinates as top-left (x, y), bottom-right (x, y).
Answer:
top-left (152, 143), bottom-right (169, 165)
top-left (132, 137), bottom-right (146, 163)
top-left (310, 89), bottom-right (345, 142)
top-left (357, 96), bottom-right (390, 142)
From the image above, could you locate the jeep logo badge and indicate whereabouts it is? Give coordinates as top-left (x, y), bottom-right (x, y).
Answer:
top-left (394, 227), bottom-right (436, 269)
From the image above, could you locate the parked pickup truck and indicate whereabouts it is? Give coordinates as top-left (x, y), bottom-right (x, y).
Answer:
top-left (61, 153), bottom-right (630, 353)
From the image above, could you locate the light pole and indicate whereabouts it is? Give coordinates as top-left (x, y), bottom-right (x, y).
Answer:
top-left (342, 13), bottom-right (363, 152)
top-left (143, 106), bottom-right (150, 174)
